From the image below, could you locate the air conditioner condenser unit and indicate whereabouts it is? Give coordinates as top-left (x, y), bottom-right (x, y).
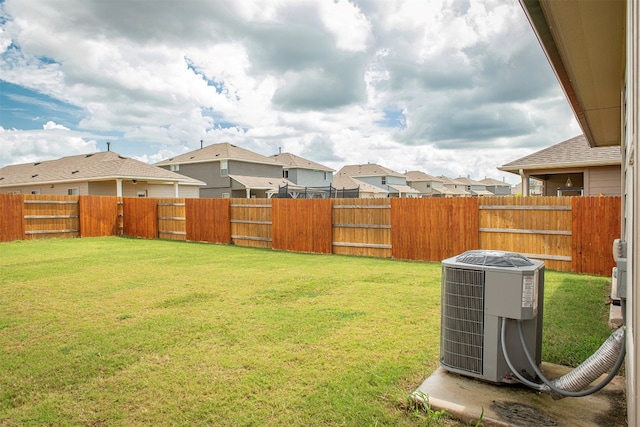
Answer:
top-left (440, 250), bottom-right (545, 384)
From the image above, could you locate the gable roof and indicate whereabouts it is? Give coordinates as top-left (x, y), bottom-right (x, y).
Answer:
top-left (404, 170), bottom-right (442, 182)
top-left (270, 153), bottom-right (334, 172)
top-left (337, 163), bottom-right (404, 178)
top-left (333, 174), bottom-right (387, 194)
top-left (0, 151), bottom-right (204, 187)
top-left (229, 175), bottom-right (293, 190)
top-left (479, 177), bottom-right (511, 187)
top-left (154, 142), bottom-right (278, 167)
top-left (498, 135), bottom-right (620, 173)
top-left (452, 177), bottom-right (487, 187)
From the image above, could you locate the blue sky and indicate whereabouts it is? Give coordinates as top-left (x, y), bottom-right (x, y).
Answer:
top-left (0, 0), bottom-right (581, 183)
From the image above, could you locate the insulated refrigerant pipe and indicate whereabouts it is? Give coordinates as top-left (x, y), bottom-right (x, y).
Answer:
top-left (500, 317), bottom-right (626, 399)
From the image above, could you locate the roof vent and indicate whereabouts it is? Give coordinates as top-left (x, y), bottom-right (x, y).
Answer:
top-left (34, 162), bottom-right (41, 166)
top-left (118, 155), bottom-right (126, 160)
top-left (190, 156), bottom-right (195, 159)
top-left (71, 170), bottom-right (79, 174)
top-left (85, 153), bottom-right (94, 158)
top-left (32, 174), bottom-right (38, 178)
top-left (0, 177), bottom-right (4, 181)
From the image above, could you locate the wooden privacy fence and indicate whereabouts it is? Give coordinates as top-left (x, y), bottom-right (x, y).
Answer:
top-left (0, 194), bottom-right (621, 276)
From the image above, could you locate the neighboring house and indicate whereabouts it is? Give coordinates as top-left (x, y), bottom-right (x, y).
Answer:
top-left (332, 173), bottom-right (387, 198)
top-left (479, 178), bottom-right (513, 196)
top-left (436, 176), bottom-right (472, 197)
top-left (155, 142), bottom-right (293, 198)
top-left (270, 152), bottom-right (334, 187)
top-left (511, 181), bottom-right (543, 197)
top-left (404, 171), bottom-right (444, 197)
top-left (452, 177), bottom-right (495, 196)
top-left (498, 135), bottom-right (621, 196)
top-left (0, 151), bottom-right (204, 198)
top-left (338, 164), bottom-right (420, 197)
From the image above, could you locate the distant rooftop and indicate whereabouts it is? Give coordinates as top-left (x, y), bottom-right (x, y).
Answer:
top-left (499, 134), bottom-right (620, 173)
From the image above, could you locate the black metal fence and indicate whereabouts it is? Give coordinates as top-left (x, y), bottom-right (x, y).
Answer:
top-left (276, 184), bottom-right (360, 198)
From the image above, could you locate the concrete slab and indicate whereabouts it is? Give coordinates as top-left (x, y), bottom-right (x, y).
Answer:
top-left (412, 363), bottom-right (626, 427)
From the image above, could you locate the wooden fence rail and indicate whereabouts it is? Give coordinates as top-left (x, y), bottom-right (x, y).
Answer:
top-left (0, 194), bottom-right (621, 276)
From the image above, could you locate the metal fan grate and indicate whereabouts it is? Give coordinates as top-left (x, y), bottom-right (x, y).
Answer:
top-left (441, 267), bottom-right (485, 374)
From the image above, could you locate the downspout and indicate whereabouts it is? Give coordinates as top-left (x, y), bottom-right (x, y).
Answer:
top-left (116, 178), bottom-right (123, 197)
top-left (519, 169), bottom-right (529, 197)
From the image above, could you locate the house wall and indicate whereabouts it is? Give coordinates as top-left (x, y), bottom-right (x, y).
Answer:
top-left (2, 182), bottom-right (90, 195)
top-left (625, 1), bottom-right (639, 423)
top-left (586, 165), bottom-right (621, 196)
top-left (407, 181), bottom-right (431, 196)
top-left (165, 160), bottom-right (282, 198)
top-left (486, 185), bottom-right (511, 196)
top-left (288, 169), bottom-right (332, 187)
top-left (542, 172), bottom-right (584, 196)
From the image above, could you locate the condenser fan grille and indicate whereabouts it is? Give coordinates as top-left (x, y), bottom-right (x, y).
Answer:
top-left (441, 267), bottom-right (485, 375)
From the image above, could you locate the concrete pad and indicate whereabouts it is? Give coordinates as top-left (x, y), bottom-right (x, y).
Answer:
top-left (412, 363), bottom-right (626, 426)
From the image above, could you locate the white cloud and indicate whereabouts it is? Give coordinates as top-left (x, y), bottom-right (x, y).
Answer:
top-left (0, 0), bottom-right (578, 183)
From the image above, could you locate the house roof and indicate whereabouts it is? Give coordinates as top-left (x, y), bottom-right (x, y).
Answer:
top-left (452, 177), bottom-right (487, 187)
top-left (432, 186), bottom-right (470, 196)
top-left (337, 163), bottom-right (404, 178)
top-left (404, 170), bottom-right (442, 182)
top-left (333, 174), bottom-right (387, 194)
top-left (388, 184), bottom-right (420, 195)
top-left (270, 152), bottom-right (334, 172)
top-left (479, 177), bottom-right (511, 187)
top-left (229, 175), bottom-right (293, 190)
top-left (154, 142), bottom-right (278, 167)
top-left (498, 134), bottom-right (620, 174)
top-left (520, 1), bottom-right (624, 148)
top-left (0, 151), bottom-right (204, 187)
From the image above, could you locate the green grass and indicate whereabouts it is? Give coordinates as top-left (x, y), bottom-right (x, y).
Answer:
top-left (0, 237), bottom-right (614, 426)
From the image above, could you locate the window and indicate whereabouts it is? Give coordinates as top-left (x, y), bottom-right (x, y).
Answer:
top-left (137, 190), bottom-right (147, 198)
top-left (170, 164), bottom-right (180, 172)
top-left (222, 193), bottom-right (230, 198)
top-left (220, 160), bottom-right (228, 177)
top-left (283, 170), bottom-right (289, 178)
top-left (324, 172), bottom-right (329, 181)
top-left (381, 177), bottom-right (387, 185)
top-left (67, 188), bottom-right (79, 195)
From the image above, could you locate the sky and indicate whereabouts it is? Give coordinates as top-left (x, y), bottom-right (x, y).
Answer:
top-left (0, 0), bottom-right (581, 184)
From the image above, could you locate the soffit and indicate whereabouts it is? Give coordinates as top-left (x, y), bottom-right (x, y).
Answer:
top-left (523, 0), bottom-right (625, 147)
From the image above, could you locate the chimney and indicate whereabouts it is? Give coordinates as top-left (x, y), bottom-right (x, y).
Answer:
top-left (200, 140), bottom-right (203, 149)
top-left (106, 141), bottom-right (111, 152)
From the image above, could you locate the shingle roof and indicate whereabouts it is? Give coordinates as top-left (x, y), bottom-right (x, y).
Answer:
top-left (479, 177), bottom-right (511, 187)
top-left (452, 177), bottom-right (486, 186)
top-left (337, 163), bottom-right (404, 178)
top-left (270, 152), bottom-right (334, 172)
top-left (0, 151), bottom-right (204, 187)
top-left (404, 170), bottom-right (442, 182)
top-left (229, 175), bottom-right (293, 189)
top-left (499, 134), bottom-right (620, 172)
top-left (333, 174), bottom-right (387, 194)
top-left (154, 142), bottom-right (278, 166)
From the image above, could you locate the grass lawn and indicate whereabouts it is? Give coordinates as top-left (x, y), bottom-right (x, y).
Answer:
top-left (0, 237), bottom-right (614, 426)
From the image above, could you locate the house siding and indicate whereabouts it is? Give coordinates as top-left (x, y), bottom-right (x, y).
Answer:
top-left (587, 166), bottom-right (621, 196)
top-left (2, 182), bottom-right (90, 195)
top-left (288, 169), bottom-right (332, 187)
